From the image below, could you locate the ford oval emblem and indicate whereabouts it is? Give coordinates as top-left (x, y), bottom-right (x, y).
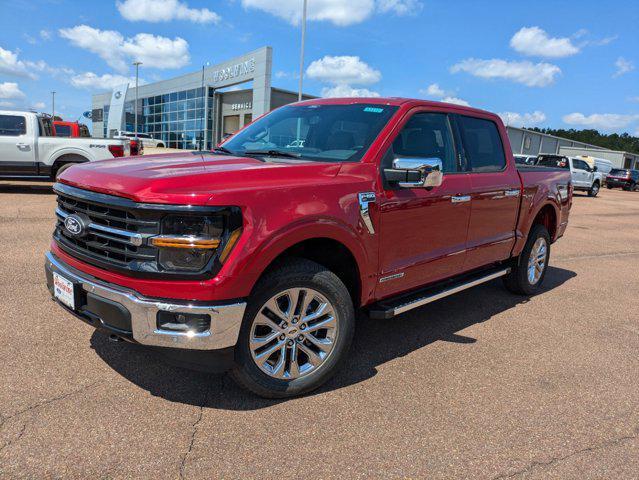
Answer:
top-left (114, 91), bottom-right (122, 99)
top-left (64, 214), bottom-right (87, 237)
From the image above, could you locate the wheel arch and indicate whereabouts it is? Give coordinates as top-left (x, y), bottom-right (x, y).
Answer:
top-left (50, 153), bottom-right (90, 179)
top-left (241, 222), bottom-right (370, 308)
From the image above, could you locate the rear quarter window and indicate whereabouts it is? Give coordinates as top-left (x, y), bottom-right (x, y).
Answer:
top-left (457, 116), bottom-right (506, 172)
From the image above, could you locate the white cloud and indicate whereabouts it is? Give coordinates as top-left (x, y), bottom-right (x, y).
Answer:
top-left (116, 0), bottom-right (220, 24)
top-left (31, 101), bottom-right (46, 109)
top-left (0, 82), bottom-right (25, 99)
top-left (629, 96), bottom-right (639, 103)
top-left (419, 83), bottom-right (470, 106)
top-left (0, 46), bottom-right (36, 78)
top-left (69, 72), bottom-right (141, 91)
top-left (40, 30), bottom-right (52, 41)
top-left (0, 100), bottom-right (15, 107)
top-left (499, 111), bottom-right (546, 127)
top-left (421, 83), bottom-right (446, 97)
top-left (321, 85), bottom-right (380, 97)
top-left (510, 26), bottom-right (579, 58)
top-left (562, 112), bottom-right (639, 130)
top-left (377, 0), bottom-right (422, 15)
top-left (59, 25), bottom-right (190, 73)
top-left (613, 57), bottom-right (634, 78)
top-left (241, 0), bottom-right (420, 26)
top-left (451, 58), bottom-right (561, 87)
top-left (442, 96), bottom-right (470, 106)
top-left (307, 55), bottom-right (381, 85)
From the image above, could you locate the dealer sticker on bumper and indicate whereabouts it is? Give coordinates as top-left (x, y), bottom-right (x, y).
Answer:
top-left (53, 272), bottom-right (75, 310)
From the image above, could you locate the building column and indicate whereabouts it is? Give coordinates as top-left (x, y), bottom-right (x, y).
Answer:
top-left (252, 46), bottom-right (273, 118)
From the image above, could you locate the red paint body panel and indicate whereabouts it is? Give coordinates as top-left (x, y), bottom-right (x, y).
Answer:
top-left (54, 97), bottom-right (572, 307)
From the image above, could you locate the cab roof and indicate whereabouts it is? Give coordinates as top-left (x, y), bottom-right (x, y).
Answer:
top-left (294, 96), bottom-right (498, 118)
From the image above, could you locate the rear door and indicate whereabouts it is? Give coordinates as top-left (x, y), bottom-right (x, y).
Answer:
top-left (377, 110), bottom-right (471, 297)
top-left (0, 113), bottom-right (36, 174)
top-left (454, 114), bottom-right (521, 271)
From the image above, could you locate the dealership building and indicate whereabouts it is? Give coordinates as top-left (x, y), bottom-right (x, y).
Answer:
top-left (91, 47), bottom-right (313, 149)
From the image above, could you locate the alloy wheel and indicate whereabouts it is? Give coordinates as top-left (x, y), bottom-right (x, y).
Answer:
top-left (249, 288), bottom-right (338, 380)
top-left (527, 237), bottom-right (548, 285)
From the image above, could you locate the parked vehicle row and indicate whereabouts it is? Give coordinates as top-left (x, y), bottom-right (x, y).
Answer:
top-left (536, 154), bottom-right (603, 197)
top-left (0, 111), bottom-right (147, 180)
top-left (45, 97), bottom-right (572, 398)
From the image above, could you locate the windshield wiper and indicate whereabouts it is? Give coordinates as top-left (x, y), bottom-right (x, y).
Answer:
top-left (242, 149), bottom-right (301, 159)
top-left (212, 146), bottom-right (236, 155)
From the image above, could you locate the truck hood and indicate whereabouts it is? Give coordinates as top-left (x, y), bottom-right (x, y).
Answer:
top-left (59, 151), bottom-right (342, 205)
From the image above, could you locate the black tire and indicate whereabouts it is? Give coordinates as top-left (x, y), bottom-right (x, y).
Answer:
top-left (588, 181), bottom-right (600, 197)
top-left (230, 258), bottom-right (355, 398)
top-left (606, 185), bottom-right (613, 189)
top-left (631, 182), bottom-right (638, 192)
top-left (503, 224), bottom-right (551, 296)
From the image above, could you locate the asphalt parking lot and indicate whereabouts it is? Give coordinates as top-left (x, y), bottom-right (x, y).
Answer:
top-left (0, 183), bottom-right (638, 479)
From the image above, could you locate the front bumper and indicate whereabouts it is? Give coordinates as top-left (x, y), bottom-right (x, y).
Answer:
top-left (45, 251), bottom-right (246, 351)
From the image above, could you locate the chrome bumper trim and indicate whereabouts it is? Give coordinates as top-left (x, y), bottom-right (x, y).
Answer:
top-left (45, 252), bottom-right (246, 350)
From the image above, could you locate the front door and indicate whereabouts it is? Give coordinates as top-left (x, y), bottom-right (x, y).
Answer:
top-left (571, 158), bottom-right (591, 188)
top-left (454, 114), bottom-right (521, 271)
top-left (377, 111), bottom-right (471, 298)
top-left (0, 113), bottom-right (36, 174)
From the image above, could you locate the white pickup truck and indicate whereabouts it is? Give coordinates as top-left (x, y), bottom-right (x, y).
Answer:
top-left (0, 110), bottom-right (130, 180)
top-left (536, 154), bottom-right (603, 197)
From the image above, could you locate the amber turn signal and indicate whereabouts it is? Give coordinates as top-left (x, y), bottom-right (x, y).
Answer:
top-left (219, 228), bottom-right (242, 263)
top-left (150, 236), bottom-right (221, 250)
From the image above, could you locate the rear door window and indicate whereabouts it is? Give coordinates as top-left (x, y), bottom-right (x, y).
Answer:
top-left (456, 115), bottom-right (506, 172)
top-left (0, 114), bottom-right (27, 136)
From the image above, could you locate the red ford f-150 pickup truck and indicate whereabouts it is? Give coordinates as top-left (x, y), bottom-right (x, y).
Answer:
top-left (45, 98), bottom-right (572, 398)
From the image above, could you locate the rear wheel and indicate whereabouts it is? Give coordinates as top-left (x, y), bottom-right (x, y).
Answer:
top-left (503, 224), bottom-right (550, 295)
top-left (631, 182), bottom-right (638, 192)
top-left (230, 259), bottom-right (355, 398)
top-left (588, 181), bottom-right (600, 197)
top-left (606, 185), bottom-right (613, 189)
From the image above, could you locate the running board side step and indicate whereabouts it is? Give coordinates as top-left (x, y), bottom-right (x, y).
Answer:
top-left (368, 267), bottom-right (511, 319)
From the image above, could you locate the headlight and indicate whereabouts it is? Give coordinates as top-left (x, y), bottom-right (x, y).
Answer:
top-left (151, 213), bottom-right (242, 273)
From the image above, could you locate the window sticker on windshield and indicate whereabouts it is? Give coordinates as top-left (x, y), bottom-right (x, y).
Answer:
top-left (364, 107), bottom-right (384, 113)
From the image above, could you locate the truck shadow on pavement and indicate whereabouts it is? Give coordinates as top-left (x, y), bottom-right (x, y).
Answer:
top-left (0, 183), bottom-right (54, 194)
top-left (89, 266), bottom-right (576, 409)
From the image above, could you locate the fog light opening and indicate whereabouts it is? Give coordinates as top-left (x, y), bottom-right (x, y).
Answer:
top-left (157, 311), bottom-right (211, 334)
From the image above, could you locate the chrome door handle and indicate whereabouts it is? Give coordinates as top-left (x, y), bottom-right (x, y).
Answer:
top-left (504, 189), bottom-right (520, 197)
top-left (16, 143), bottom-right (29, 148)
top-left (451, 195), bottom-right (471, 203)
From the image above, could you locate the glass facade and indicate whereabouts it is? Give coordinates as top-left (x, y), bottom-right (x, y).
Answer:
top-left (103, 87), bottom-right (216, 149)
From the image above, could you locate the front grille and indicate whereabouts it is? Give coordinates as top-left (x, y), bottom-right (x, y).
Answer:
top-left (54, 186), bottom-right (161, 271)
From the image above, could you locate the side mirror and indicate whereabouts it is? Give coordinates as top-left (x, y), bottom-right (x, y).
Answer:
top-left (592, 165), bottom-right (598, 172)
top-left (385, 157), bottom-right (443, 188)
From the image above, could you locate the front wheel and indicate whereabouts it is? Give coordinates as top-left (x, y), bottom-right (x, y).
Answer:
top-left (503, 224), bottom-right (551, 295)
top-left (230, 259), bottom-right (355, 398)
top-left (588, 182), bottom-right (600, 197)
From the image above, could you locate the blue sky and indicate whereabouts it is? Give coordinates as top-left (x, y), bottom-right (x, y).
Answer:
top-left (0, 0), bottom-right (637, 134)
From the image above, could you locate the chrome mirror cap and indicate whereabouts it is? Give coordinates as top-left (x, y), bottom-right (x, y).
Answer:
top-left (392, 157), bottom-right (443, 188)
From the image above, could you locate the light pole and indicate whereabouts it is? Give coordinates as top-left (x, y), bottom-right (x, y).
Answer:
top-left (132, 61), bottom-right (142, 139)
top-left (51, 91), bottom-right (56, 118)
top-left (200, 62), bottom-right (210, 150)
top-left (298, 0), bottom-right (308, 101)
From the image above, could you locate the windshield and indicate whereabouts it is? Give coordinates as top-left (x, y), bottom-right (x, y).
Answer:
top-left (221, 104), bottom-right (398, 162)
